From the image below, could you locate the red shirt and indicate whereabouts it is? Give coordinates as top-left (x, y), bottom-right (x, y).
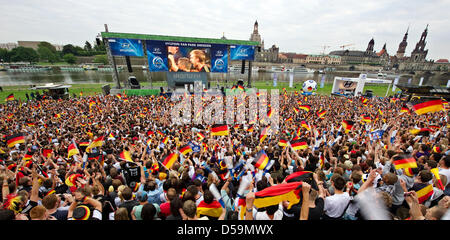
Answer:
top-left (159, 202), bottom-right (171, 217)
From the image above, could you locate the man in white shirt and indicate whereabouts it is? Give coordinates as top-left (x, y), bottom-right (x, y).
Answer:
top-left (324, 175), bottom-right (351, 219)
top-left (439, 155), bottom-right (450, 188)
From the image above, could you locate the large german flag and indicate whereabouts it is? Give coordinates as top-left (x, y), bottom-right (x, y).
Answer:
top-left (291, 139), bottom-right (308, 151)
top-left (278, 138), bottom-right (288, 147)
top-left (317, 110), bottom-right (326, 119)
top-left (301, 121), bottom-right (311, 131)
top-left (392, 154), bottom-right (417, 170)
top-left (253, 150), bottom-right (269, 170)
top-left (254, 182), bottom-right (303, 209)
top-left (341, 120), bottom-right (354, 133)
top-left (412, 98), bottom-right (443, 115)
top-left (400, 106), bottom-right (410, 113)
top-left (67, 143), bottom-right (80, 158)
top-left (180, 145), bottom-right (192, 156)
top-left (409, 128), bottom-right (433, 135)
top-left (119, 150), bottom-right (132, 162)
top-left (197, 200), bottom-right (223, 218)
top-left (259, 126), bottom-right (270, 143)
top-left (211, 124), bottom-right (229, 136)
top-left (412, 183), bottom-right (434, 204)
top-left (197, 132), bottom-right (205, 141)
top-left (86, 136), bottom-right (104, 152)
top-left (161, 153), bottom-right (178, 169)
top-left (298, 105), bottom-right (311, 112)
top-left (6, 133), bottom-right (25, 148)
top-left (5, 93), bottom-right (14, 102)
top-left (285, 171), bottom-right (318, 190)
top-left (361, 115), bottom-right (371, 123)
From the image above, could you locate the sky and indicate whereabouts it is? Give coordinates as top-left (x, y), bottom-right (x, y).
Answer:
top-left (1, 0), bottom-right (449, 60)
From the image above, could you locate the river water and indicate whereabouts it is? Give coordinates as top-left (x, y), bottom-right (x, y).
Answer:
top-left (0, 68), bottom-right (448, 87)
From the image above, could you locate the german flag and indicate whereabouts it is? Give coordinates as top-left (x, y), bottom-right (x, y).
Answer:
top-left (22, 152), bottom-right (33, 161)
top-left (5, 93), bottom-right (14, 102)
top-left (87, 152), bottom-right (101, 161)
top-left (295, 127), bottom-right (301, 136)
top-left (161, 153), bottom-right (178, 169)
top-left (45, 189), bottom-right (56, 196)
top-left (411, 98), bottom-right (443, 115)
top-left (267, 108), bottom-right (273, 118)
top-left (7, 113), bottom-right (14, 119)
top-left (301, 121), bottom-right (311, 131)
top-left (298, 105), bottom-right (311, 112)
top-left (65, 174), bottom-right (82, 187)
top-left (211, 124), bottom-right (229, 136)
top-left (42, 149), bottom-right (52, 158)
top-left (401, 106), bottom-right (410, 113)
top-left (86, 136), bottom-right (105, 152)
top-left (254, 182), bottom-right (303, 209)
top-left (409, 128), bottom-right (433, 135)
top-left (78, 141), bottom-right (90, 147)
top-left (278, 138), bottom-right (288, 147)
top-left (361, 115), bottom-right (371, 123)
top-left (285, 171), bottom-right (317, 190)
top-left (119, 150), bottom-right (132, 162)
top-left (341, 120), bottom-right (354, 133)
top-left (197, 132), bottom-right (205, 141)
top-left (390, 97), bottom-right (399, 103)
top-left (253, 150), bottom-right (269, 170)
top-left (430, 168), bottom-right (445, 190)
top-left (237, 85), bottom-right (244, 91)
top-left (26, 122), bottom-right (36, 127)
top-left (247, 125), bottom-right (254, 132)
top-left (361, 97), bottom-right (368, 104)
top-left (54, 113), bottom-right (61, 118)
top-left (197, 200), bottom-right (223, 218)
top-left (116, 93), bottom-right (122, 99)
top-left (68, 143), bottom-right (79, 158)
top-left (123, 97), bottom-right (129, 102)
top-left (412, 183), bottom-right (434, 204)
top-left (6, 133), bottom-right (25, 148)
top-left (378, 109), bottom-right (384, 115)
top-left (180, 145), bottom-right (192, 156)
top-left (162, 136), bottom-right (169, 145)
top-left (404, 168), bottom-right (415, 177)
top-left (259, 126), bottom-right (270, 143)
top-left (286, 117), bottom-right (293, 122)
top-left (392, 154), bottom-right (417, 170)
top-left (293, 107), bottom-right (299, 114)
top-left (317, 110), bottom-right (326, 119)
top-left (291, 139), bottom-right (308, 150)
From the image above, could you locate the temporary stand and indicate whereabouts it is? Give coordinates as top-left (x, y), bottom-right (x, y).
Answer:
top-left (103, 24), bottom-right (121, 89)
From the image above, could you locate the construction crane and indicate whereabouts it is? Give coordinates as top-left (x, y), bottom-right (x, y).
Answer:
top-left (339, 43), bottom-right (355, 50)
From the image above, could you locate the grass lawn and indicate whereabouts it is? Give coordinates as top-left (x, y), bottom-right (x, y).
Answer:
top-left (0, 81), bottom-right (393, 104)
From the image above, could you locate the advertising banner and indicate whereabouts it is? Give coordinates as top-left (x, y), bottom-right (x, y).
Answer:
top-left (146, 40), bottom-right (228, 73)
top-left (108, 38), bottom-right (144, 57)
top-left (230, 45), bottom-right (255, 60)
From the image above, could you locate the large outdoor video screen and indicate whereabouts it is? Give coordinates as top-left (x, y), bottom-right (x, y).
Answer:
top-left (146, 40), bottom-right (228, 73)
top-left (108, 38), bottom-right (144, 57)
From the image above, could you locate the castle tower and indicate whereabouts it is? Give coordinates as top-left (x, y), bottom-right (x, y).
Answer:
top-left (396, 27), bottom-right (408, 58)
top-left (411, 25), bottom-right (429, 62)
top-left (365, 38), bottom-right (375, 55)
top-left (249, 20), bottom-right (262, 45)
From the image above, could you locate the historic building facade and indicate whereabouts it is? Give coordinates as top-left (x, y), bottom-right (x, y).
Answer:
top-left (249, 21), bottom-right (280, 63)
top-left (329, 38), bottom-right (385, 66)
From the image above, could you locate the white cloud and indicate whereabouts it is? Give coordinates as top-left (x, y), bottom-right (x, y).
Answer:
top-left (0, 0), bottom-right (448, 59)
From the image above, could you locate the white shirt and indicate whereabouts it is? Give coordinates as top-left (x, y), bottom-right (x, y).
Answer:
top-left (439, 168), bottom-right (450, 187)
top-left (324, 192), bottom-right (351, 218)
top-left (255, 210), bottom-right (283, 220)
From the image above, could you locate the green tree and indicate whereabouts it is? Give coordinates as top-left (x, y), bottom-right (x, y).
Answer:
top-left (62, 44), bottom-right (77, 55)
top-left (0, 48), bottom-right (10, 62)
top-left (93, 54), bottom-right (108, 65)
top-left (84, 41), bottom-right (92, 51)
top-left (38, 42), bottom-right (57, 54)
top-left (94, 38), bottom-right (106, 52)
top-left (38, 46), bottom-right (57, 63)
top-left (9, 47), bottom-right (39, 63)
top-left (63, 53), bottom-right (77, 64)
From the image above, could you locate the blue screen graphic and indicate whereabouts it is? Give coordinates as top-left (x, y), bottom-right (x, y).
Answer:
top-left (230, 45), bottom-right (255, 60)
top-left (108, 38), bottom-right (144, 57)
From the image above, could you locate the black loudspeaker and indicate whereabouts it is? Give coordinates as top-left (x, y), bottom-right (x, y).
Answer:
top-left (128, 76), bottom-right (140, 89)
top-left (102, 84), bottom-right (111, 95)
top-left (160, 87), bottom-right (164, 93)
top-left (221, 87), bottom-right (225, 95)
top-left (237, 80), bottom-right (244, 86)
top-left (125, 56), bottom-right (133, 73)
top-left (241, 60), bottom-right (245, 74)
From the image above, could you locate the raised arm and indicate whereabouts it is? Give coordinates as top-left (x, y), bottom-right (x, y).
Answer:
top-left (300, 182), bottom-right (311, 220)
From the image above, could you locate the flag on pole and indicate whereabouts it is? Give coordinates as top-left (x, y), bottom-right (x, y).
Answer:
top-left (180, 145), bottom-right (192, 156)
top-left (253, 182), bottom-right (303, 209)
top-left (211, 124), bottom-right (229, 136)
top-left (291, 139), bottom-right (308, 150)
top-left (253, 150), bottom-right (269, 170)
top-left (392, 154), bottom-right (418, 170)
top-left (6, 133), bottom-right (25, 148)
top-left (161, 153), bottom-right (178, 169)
top-left (5, 93), bottom-right (14, 102)
top-left (411, 98), bottom-right (444, 115)
top-left (68, 142), bottom-right (80, 158)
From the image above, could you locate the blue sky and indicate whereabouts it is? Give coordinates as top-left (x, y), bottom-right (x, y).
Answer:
top-left (1, 0), bottom-right (449, 60)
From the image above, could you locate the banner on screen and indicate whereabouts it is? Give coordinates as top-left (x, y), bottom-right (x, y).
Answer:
top-left (108, 38), bottom-right (144, 57)
top-left (230, 45), bottom-right (255, 60)
top-left (146, 40), bottom-right (227, 73)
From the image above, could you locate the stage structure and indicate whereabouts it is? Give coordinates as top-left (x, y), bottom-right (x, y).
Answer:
top-left (332, 74), bottom-right (393, 97)
top-left (100, 30), bottom-right (259, 92)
